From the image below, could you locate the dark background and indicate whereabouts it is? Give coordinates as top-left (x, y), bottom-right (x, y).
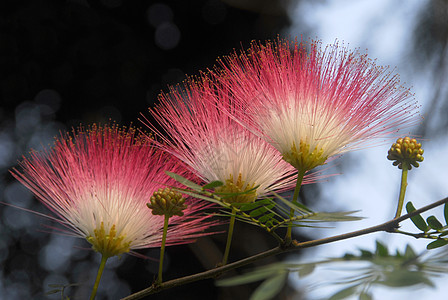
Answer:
top-left (0, 0), bottom-right (293, 126)
top-left (0, 1), bottom-right (304, 299)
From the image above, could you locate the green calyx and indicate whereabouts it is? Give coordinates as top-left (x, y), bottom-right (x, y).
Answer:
top-left (147, 187), bottom-right (187, 218)
top-left (387, 136), bottom-right (424, 170)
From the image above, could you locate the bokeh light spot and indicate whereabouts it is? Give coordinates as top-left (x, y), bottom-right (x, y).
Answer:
top-left (154, 22), bottom-right (181, 50)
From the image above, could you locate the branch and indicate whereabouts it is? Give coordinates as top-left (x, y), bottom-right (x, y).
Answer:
top-left (121, 246), bottom-right (285, 300)
top-left (122, 196), bottom-right (448, 300)
top-left (294, 197), bottom-right (448, 249)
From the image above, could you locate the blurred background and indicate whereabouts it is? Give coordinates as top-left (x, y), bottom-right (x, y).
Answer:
top-left (0, 0), bottom-right (447, 299)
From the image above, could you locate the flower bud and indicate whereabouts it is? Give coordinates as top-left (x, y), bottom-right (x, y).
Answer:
top-left (387, 137), bottom-right (424, 170)
top-left (147, 188), bottom-right (187, 217)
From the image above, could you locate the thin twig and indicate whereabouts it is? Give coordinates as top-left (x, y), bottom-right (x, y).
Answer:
top-left (393, 230), bottom-right (436, 239)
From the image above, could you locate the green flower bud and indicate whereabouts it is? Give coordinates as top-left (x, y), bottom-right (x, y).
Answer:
top-left (147, 188), bottom-right (187, 218)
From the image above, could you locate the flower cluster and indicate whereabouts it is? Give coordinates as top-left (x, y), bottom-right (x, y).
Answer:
top-left (10, 124), bottom-right (214, 258)
top-left (215, 38), bottom-right (420, 173)
top-left (149, 78), bottom-right (304, 204)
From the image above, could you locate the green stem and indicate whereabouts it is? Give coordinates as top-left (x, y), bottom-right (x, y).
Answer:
top-left (271, 212), bottom-right (316, 232)
top-left (90, 255), bottom-right (109, 300)
top-left (157, 215), bottom-right (170, 284)
top-left (222, 207), bottom-right (237, 265)
top-left (394, 229), bottom-right (438, 239)
top-left (285, 169), bottom-right (306, 243)
top-left (394, 163), bottom-right (409, 218)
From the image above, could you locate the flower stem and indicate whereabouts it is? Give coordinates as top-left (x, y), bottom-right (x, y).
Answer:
top-left (394, 163), bottom-right (409, 219)
top-left (285, 169), bottom-right (306, 243)
top-left (90, 255), bottom-right (109, 300)
top-left (222, 207), bottom-right (237, 265)
top-left (157, 215), bottom-right (170, 284)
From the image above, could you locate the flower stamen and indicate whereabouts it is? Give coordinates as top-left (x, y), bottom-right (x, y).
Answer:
top-left (283, 140), bottom-right (328, 172)
top-left (87, 222), bottom-right (131, 258)
top-left (215, 173), bottom-right (257, 204)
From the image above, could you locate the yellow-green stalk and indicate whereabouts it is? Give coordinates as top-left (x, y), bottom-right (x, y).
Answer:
top-left (87, 222), bottom-right (132, 299)
top-left (283, 140), bottom-right (324, 244)
top-left (147, 187), bottom-right (187, 283)
top-left (285, 169), bottom-right (307, 244)
top-left (90, 255), bottom-right (108, 300)
top-left (387, 137), bottom-right (424, 218)
top-left (216, 174), bottom-right (257, 265)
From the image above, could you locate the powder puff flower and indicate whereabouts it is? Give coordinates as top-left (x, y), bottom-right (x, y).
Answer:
top-left (10, 124), bottom-right (214, 259)
top-left (216, 38), bottom-right (420, 174)
top-left (148, 78), bottom-right (313, 204)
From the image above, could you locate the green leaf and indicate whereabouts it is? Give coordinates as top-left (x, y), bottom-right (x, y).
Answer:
top-left (375, 241), bottom-right (389, 257)
top-left (250, 206), bottom-right (271, 218)
top-left (250, 271), bottom-right (288, 300)
top-left (343, 253), bottom-right (356, 259)
top-left (427, 216), bottom-right (443, 231)
top-left (404, 244), bottom-right (417, 259)
top-left (307, 211), bottom-right (362, 222)
top-left (238, 199), bottom-right (272, 211)
top-left (406, 202), bottom-right (428, 232)
top-left (359, 292), bottom-right (373, 300)
top-left (258, 213), bottom-right (275, 224)
top-left (45, 289), bottom-right (61, 295)
top-left (238, 202), bottom-right (259, 212)
top-left (273, 192), bottom-right (313, 213)
top-left (379, 269), bottom-right (431, 287)
top-left (165, 171), bottom-right (202, 191)
top-left (216, 265), bottom-right (284, 286)
top-left (248, 206), bottom-right (267, 218)
top-left (427, 239), bottom-right (448, 250)
top-left (202, 181), bottom-right (223, 190)
top-left (178, 189), bottom-right (225, 206)
top-left (328, 285), bottom-right (358, 300)
top-left (359, 249), bottom-right (373, 258)
top-left (444, 202), bottom-right (448, 225)
top-left (297, 264), bottom-right (315, 278)
top-left (45, 282), bottom-right (79, 297)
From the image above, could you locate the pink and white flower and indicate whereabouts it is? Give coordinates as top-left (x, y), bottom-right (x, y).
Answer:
top-left (148, 78), bottom-right (314, 204)
top-left (10, 124), bottom-right (214, 258)
top-left (216, 38), bottom-right (420, 172)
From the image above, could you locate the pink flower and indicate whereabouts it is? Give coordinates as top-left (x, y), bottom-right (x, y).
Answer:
top-left (148, 78), bottom-right (315, 204)
top-left (215, 38), bottom-right (420, 172)
top-left (10, 124), bottom-right (214, 258)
